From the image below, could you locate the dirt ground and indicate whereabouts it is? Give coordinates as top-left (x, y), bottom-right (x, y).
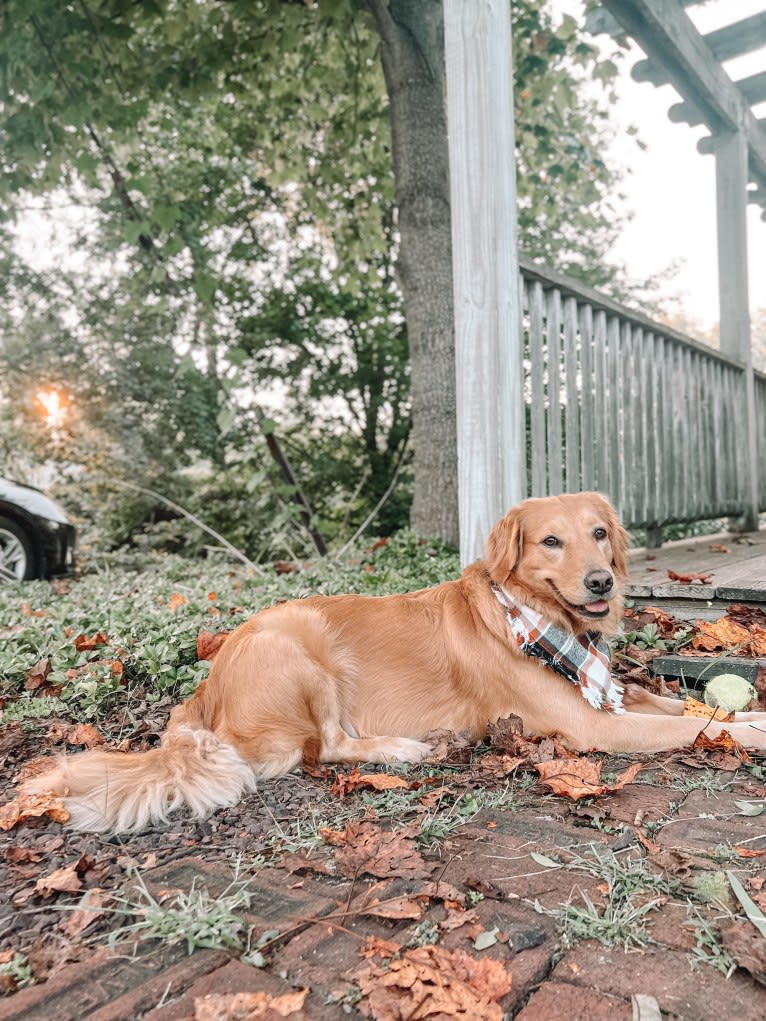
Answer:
top-left (2, 704), bottom-right (766, 1021)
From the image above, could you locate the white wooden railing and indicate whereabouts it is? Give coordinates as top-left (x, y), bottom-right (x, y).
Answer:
top-left (519, 255), bottom-right (766, 536)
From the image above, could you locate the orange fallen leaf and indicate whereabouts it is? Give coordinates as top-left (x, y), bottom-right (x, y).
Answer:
top-left (735, 848), bottom-right (766, 858)
top-left (667, 570), bottom-right (713, 584)
top-left (65, 723), bottom-right (105, 748)
top-left (0, 792), bottom-right (70, 831)
top-left (355, 943), bottom-right (512, 1020)
top-left (683, 696), bottom-right (733, 723)
top-left (691, 618), bottom-right (751, 653)
top-left (332, 769), bottom-right (410, 798)
top-left (74, 632), bottom-right (110, 651)
top-left (691, 729), bottom-right (751, 759)
top-left (332, 821), bottom-right (430, 880)
top-left (36, 863), bottom-right (83, 897)
top-left (194, 988), bottom-right (309, 1020)
top-left (21, 602), bottom-right (46, 618)
top-left (168, 592), bottom-right (189, 612)
top-left (535, 759), bottom-right (643, 801)
top-left (196, 629), bottom-right (230, 661)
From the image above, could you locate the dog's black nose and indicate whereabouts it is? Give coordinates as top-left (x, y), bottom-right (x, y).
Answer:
top-left (584, 570), bottom-right (613, 596)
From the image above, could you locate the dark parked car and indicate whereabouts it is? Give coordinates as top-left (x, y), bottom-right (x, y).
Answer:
top-left (0, 477), bottom-right (76, 581)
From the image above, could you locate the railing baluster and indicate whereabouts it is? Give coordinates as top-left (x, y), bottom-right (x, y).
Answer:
top-left (516, 262), bottom-right (764, 531)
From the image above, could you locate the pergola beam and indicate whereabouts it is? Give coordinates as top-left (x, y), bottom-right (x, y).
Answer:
top-left (601, 0), bottom-right (766, 195)
top-left (633, 12), bottom-right (766, 86)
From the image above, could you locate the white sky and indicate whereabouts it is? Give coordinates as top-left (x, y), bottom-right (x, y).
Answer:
top-left (553, 0), bottom-right (766, 330)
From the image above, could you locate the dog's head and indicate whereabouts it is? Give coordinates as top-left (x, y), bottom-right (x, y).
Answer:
top-left (485, 492), bottom-right (628, 634)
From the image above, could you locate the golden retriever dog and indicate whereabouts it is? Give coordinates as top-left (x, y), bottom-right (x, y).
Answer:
top-left (25, 492), bottom-right (766, 833)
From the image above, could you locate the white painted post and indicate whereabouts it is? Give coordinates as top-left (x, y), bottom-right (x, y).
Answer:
top-left (443, 0), bottom-right (526, 567)
top-left (715, 127), bottom-right (759, 530)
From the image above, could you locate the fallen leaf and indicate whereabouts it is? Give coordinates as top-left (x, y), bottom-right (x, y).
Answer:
top-left (168, 592), bottom-right (188, 613)
top-left (331, 769), bottom-right (410, 798)
top-left (25, 657), bottom-right (51, 691)
top-left (65, 723), bottom-right (105, 748)
top-left (355, 943), bottom-right (512, 1021)
top-left (36, 863), bottom-right (83, 897)
top-left (60, 888), bottom-right (110, 938)
top-left (332, 822), bottom-right (431, 880)
top-left (534, 759), bottom-right (643, 801)
top-left (691, 730), bottom-right (751, 763)
top-left (424, 728), bottom-right (476, 764)
top-left (194, 988), bottom-right (309, 1020)
top-left (721, 922), bottom-right (766, 986)
top-left (281, 850), bottom-right (334, 876)
top-left (464, 876), bottom-right (506, 901)
top-left (735, 848), bottom-right (766, 858)
top-left (486, 715), bottom-right (525, 753)
top-left (0, 792), bottom-right (70, 831)
top-left (691, 618), bottom-right (752, 653)
top-left (667, 570), bottom-right (713, 584)
top-left (196, 629), bottom-right (230, 661)
top-left (709, 544), bottom-right (730, 554)
top-left (74, 632), bottom-right (110, 651)
top-left (683, 696), bottom-right (734, 722)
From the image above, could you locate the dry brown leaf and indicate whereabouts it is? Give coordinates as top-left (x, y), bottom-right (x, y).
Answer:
top-left (65, 723), bottom-right (106, 748)
top-left (194, 988), bottom-right (309, 1020)
top-left (362, 894), bottom-right (427, 921)
top-left (73, 632), bottom-right (110, 651)
top-left (196, 629), bottom-right (231, 662)
top-left (721, 923), bottom-right (766, 986)
top-left (683, 696), bottom-right (734, 723)
top-left (332, 822), bottom-right (430, 880)
top-left (0, 792), bottom-right (70, 831)
top-left (331, 769), bottom-right (410, 798)
top-left (36, 863), bottom-right (83, 897)
top-left (355, 943), bottom-right (512, 1020)
top-left (424, 728), bottom-right (476, 764)
top-left (60, 888), bottom-right (110, 938)
top-left (475, 754), bottom-right (527, 779)
top-left (25, 657), bottom-right (51, 691)
top-left (667, 570), bottom-right (713, 584)
top-left (535, 759), bottom-right (642, 801)
top-left (735, 847), bottom-right (766, 858)
top-left (691, 618), bottom-right (751, 652)
top-left (691, 729), bottom-right (751, 763)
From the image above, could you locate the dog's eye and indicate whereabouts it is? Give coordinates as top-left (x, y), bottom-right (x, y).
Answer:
top-left (541, 535), bottom-right (560, 548)
top-left (594, 527), bottom-right (607, 541)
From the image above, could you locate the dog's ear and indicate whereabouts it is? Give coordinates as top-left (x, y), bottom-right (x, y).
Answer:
top-left (485, 506), bottom-right (524, 586)
top-left (592, 493), bottom-right (629, 579)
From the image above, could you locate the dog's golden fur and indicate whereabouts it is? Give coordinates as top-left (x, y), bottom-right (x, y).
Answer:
top-left (26, 492), bottom-right (766, 833)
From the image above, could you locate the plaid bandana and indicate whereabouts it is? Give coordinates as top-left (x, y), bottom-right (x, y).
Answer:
top-left (492, 582), bottom-right (624, 714)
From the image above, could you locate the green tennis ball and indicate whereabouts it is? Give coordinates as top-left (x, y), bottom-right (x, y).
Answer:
top-left (703, 673), bottom-right (756, 713)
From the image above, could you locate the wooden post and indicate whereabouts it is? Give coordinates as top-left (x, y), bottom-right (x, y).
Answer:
top-left (443, 0), bottom-right (525, 566)
top-left (715, 127), bottom-right (759, 531)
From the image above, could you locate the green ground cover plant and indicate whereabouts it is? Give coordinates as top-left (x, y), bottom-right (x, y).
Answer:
top-left (0, 536), bottom-right (460, 727)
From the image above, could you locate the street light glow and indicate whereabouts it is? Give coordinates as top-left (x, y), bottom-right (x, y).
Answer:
top-left (36, 389), bottom-right (68, 430)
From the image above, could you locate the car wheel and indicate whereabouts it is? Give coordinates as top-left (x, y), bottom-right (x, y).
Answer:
top-left (0, 516), bottom-right (36, 581)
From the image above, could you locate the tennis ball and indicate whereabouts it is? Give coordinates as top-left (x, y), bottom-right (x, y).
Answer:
top-left (703, 673), bottom-right (756, 712)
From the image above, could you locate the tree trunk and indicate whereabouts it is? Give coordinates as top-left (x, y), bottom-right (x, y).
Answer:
top-left (368, 0), bottom-right (459, 546)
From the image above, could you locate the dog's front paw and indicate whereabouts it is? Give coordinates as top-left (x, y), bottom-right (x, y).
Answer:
top-left (383, 737), bottom-right (432, 763)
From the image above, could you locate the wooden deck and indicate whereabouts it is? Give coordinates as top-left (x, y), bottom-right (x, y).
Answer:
top-left (625, 528), bottom-right (766, 687)
top-left (626, 527), bottom-right (766, 615)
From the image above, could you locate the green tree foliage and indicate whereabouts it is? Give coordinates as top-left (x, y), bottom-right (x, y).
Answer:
top-left (0, 0), bottom-right (629, 557)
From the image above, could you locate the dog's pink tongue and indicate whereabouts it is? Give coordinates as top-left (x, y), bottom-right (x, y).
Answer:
top-left (585, 600), bottom-right (609, 614)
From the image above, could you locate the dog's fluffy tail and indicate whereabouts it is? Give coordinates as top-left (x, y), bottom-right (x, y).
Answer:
top-left (23, 726), bottom-right (257, 834)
